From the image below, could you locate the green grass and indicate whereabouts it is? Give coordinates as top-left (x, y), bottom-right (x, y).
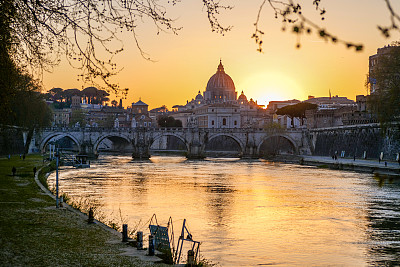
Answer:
top-left (0, 154), bottom-right (162, 266)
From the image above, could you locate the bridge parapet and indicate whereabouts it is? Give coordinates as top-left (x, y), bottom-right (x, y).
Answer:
top-left (37, 126), bottom-right (309, 159)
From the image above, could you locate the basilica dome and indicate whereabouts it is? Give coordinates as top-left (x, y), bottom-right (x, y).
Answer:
top-left (204, 60), bottom-right (237, 101)
top-left (195, 91), bottom-right (204, 100)
top-left (238, 91), bottom-right (247, 101)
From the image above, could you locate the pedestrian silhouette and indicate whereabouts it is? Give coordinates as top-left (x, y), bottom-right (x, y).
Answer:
top-left (12, 167), bottom-right (16, 176)
top-left (22, 154), bottom-right (25, 160)
top-left (33, 167), bottom-right (37, 176)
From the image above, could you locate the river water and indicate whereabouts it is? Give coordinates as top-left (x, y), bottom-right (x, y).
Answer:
top-left (48, 155), bottom-right (400, 266)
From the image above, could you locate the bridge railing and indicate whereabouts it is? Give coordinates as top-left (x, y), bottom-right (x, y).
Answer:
top-left (41, 126), bottom-right (305, 134)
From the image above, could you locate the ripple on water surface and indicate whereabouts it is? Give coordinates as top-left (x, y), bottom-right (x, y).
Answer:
top-left (48, 155), bottom-right (400, 266)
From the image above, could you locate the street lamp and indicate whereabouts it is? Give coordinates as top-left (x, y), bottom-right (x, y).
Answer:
top-left (55, 148), bottom-right (60, 208)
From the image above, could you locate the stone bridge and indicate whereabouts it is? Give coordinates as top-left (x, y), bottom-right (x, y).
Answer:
top-left (32, 127), bottom-right (310, 159)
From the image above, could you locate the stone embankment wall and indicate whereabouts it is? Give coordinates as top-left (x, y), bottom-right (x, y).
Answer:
top-left (310, 124), bottom-right (400, 160)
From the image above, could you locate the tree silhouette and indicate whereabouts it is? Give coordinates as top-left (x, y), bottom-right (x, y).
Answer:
top-left (368, 44), bottom-right (400, 129)
top-left (0, 0), bottom-right (231, 95)
top-left (157, 116), bottom-right (182, 128)
top-left (252, 0), bottom-right (400, 52)
top-left (276, 102), bottom-right (317, 127)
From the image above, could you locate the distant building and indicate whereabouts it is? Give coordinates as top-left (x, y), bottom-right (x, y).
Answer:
top-left (193, 103), bottom-right (241, 128)
top-left (303, 94), bottom-right (379, 128)
top-left (71, 95), bottom-right (81, 109)
top-left (266, 99), bottom-right (300, 114)
top-left (169, 60), bottom-right (268, 128)
top-left (52, 108), bottom-right (71, 126)
top-left (303, 95), bottom-right (355, 108)
top-left (266, 100), bottom-right (301, 128)
top-left (129, 99), bottom-right (152, 128)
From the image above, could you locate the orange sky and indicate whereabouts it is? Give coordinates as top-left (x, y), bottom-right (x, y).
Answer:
top-left (43, 1), bottom-right (400, 109)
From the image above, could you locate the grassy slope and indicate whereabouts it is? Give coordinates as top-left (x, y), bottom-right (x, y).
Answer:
top-left (0, 155), bottom-right (156, 266)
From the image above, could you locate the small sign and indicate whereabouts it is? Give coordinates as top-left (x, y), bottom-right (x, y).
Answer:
top-left (149, 225), bottom-right (170, 252)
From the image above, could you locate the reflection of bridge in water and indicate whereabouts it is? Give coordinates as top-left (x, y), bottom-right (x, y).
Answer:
top-left (34, 127), bottom-right (310, 159)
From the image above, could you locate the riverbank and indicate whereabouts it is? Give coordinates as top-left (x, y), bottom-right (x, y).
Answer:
top-left (0, 155), bottom-right (168, 266)
top-left (300, 155), bottom-right (400, 176)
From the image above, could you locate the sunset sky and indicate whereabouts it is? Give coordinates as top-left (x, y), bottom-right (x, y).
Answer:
top-left (43, 1), bottom-right (400, 109)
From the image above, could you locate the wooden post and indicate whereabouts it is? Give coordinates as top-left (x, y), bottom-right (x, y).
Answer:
top-left (88, 207), bottom-right (94, 224)
top-left (122, 224), bottom-right (128, 242)
top-left (137, 231), bottom-right (143, 250)
top-left (187, 250), bottom-right (195, 266)
top-left (148, 235), bottom-right (155, 256)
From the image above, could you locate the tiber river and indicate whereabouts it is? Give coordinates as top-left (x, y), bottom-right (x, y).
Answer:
top-left (48, 155), bottom-right (400, 266)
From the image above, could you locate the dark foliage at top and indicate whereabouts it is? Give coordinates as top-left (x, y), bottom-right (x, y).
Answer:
top-left (368, 44), bottom-right (400, 129)
top-left (157, 116), bottom-right (182, 128)
top-left (44, 87), bottom-right (110, 109)
top-left (276, 102), bottom-right (317, 127)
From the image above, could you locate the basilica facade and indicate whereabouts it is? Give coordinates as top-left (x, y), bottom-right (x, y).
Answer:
top-left (171, 61), bottom-right (268, 128)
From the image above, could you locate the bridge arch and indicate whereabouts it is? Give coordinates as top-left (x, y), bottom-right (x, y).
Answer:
top-left (40, 133), bottom-right (81, 153)
top-left (257, 134), bottom-right (298, 156)
top-left (150, 132), bottom-right (189, 151)
top-left (205, 133), bottom-right (245, 153)
top-left (93, 133), bottom-right (132, 154)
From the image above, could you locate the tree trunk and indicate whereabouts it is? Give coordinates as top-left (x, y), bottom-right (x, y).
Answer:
top-left (24, 128), bottom-right (34, 154)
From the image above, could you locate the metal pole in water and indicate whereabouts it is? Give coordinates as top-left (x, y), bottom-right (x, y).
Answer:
top-left (55, 148), bottom-right (59, 208)
top-left (176, 219), bottom-right (186, 264)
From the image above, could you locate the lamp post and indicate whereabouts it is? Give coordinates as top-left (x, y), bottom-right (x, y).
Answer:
top-left (55, 148), bottom-right (60, 208)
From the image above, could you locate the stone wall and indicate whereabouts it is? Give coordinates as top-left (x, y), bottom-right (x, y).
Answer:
top-left (310, 124), bottom-right (400, 160)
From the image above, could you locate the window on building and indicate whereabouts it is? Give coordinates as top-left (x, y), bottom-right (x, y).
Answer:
top-left (234, 120), bottom-right (237, 125)
top-left (144, 122), bottom-right (147, 127)
top-left (148, 122), bottom-right (151, 126)
top-left (212, 120), bottom-right (214, 126)
top-left (223, 118), bottom-right (226, 125)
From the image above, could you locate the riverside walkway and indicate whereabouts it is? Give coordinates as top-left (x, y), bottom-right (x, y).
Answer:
top-left (0, 155), bottom-right (168, 266)
top-left (301, 155), bottom-right (400, 175)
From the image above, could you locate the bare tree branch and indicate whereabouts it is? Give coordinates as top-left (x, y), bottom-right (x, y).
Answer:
top-left (252, 0), bottom-right (363, 52)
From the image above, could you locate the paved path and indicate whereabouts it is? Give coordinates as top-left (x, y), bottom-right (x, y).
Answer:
top-left (301, 155), bottom-right (400, 172)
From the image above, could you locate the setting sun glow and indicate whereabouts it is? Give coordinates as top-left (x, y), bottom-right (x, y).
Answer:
top-left (43, 1), bottom-right (400, 109)
top-left (240, 72), bottom-right (306, 106)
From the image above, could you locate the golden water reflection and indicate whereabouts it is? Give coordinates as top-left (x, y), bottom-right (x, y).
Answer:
top-left (48, 155), bottom-right (400, 266)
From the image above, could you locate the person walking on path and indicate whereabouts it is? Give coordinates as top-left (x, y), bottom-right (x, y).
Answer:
top-left (22, 154), bottom-right (25, 160)
top-left (12, 167), bottom-right (16, 176)
top-left (33, 167), bottom-right (37, 176)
